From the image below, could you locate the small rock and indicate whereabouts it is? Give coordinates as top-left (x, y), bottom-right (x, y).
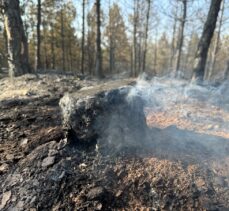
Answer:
top-left (6, 154), bottom-right (14, 161)
top-left (11, 195), bottom-right (17, 202)
top-left (20, 138), bottom-right (28, 147)
top-left (0, 191), bottom-right (11, 210)
top-left (115, 190), bottom-right (123, 197)
top-left (86, 187), bottom-right (107, 201)
top-left (79, 163), bottom-right (87, 169)
top-left (0, 163), bottom-right (9, 174)
top-left (57, 138), bottom-right (67, 150)
top-left (95, 202), bottom-right (103, 210)
top-left (41, 156), bottom-right (55, 168)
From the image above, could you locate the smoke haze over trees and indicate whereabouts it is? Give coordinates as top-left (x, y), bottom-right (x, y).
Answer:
top-left (0, 0), bottom-right (228, 82)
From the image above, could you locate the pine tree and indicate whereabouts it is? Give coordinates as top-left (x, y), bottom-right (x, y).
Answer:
top-left (105, 3), bottom-right (130, 73)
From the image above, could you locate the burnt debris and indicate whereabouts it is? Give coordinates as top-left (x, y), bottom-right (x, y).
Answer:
top-left (59, 80), bottom-right (147, 153)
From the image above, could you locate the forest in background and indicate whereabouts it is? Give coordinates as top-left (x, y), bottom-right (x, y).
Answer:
top-left (0, 0), bottom-right (228, 82)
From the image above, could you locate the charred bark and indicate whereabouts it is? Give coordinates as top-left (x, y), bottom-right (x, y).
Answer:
top-left (192, 0), bottom-right (222, 83)
top-left (95, 0), bottom-right (103, 79)
top-left (2, 0), bottom-right (31, 77)
top-left (170, 7), bottom-right (178, 70)
top-left (81, 0), bottom-right (85, 75)
top-left (59, 80), bottom-right (147, 152)
top-left (224, 60), bottom-right (229, 80)
top-left (132, 0), bottom-right (138, 77)
top-left (207, 0), bottom-right (225, 80)
top-left (142, 0), bottom-right (151, 73)
top-left (60, 9), bottom-right (66, 72)
top-left (36, 0), bottom-right (42, 71)
top-left (174, 0), bottom-right (187, 75)
top-left (50, 22), bottom-right (56, 70)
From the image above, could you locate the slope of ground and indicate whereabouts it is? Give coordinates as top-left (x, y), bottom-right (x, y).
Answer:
top-left (0, 74), bottom-right (228, 210)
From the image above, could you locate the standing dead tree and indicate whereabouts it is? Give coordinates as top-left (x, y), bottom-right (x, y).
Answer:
top-left (192, 0), bottom-right (223, 83)
top-left (169, 6), bottom-right (178, 70)
top-left (224, 60), bottom-right (229, 80)
top-left (206, 0), bottom-right (225, 80)
top-left (60, 8), bottom-right (66, 72)
top-left (132, 0), bottom-right (138, 77)
top-left (142, 0), bottom-right (151, 72)
top-left (36, 0), bottom-right (42, 71)
top-left (95, 0), bottom-right (103, 78)
top-left (1, 0), bottom-right (31, 77)
top-left (81, 0), bottom-right (85, 75)
top-left (174, 0), bottom-right (187, 76)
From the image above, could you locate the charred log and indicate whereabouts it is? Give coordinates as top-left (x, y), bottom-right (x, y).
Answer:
top-left (59, 80), bottom-right (147, 153)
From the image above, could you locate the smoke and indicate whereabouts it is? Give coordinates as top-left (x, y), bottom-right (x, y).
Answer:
top-left (97, 73), bottom-right (229, 184)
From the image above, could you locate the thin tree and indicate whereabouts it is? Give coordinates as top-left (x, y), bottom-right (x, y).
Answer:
top-left (95, 0), bottom-right (103, 78)
top-left (207, 0), bottom-right (225, 80)
top-left (81, 0), bottom-right (85, 75)
top-left (192, 0), bottom-right (223, 83)
top-left (132, 0), bottom-right (138, 77)
top-left (224, 60), bottom-right (229, 80)
top-left (60, 8), bottom-right (66, 72)
top-left (142, 0), bottom-right (151, 72)
top-left (174, 0), bottom-right (187, 75)
top-left (153, 28), bottom-right (158, 75)
top-left (108, 0), bottom-right (114, 73)
top-left (36, 0), bottom-right (42, 71)
top-left (169, 5), bottom-right (178, 70)
top-left (50, 22), bottom-right (56, 69)
top-left (1, 0), bottom-right (31, 77)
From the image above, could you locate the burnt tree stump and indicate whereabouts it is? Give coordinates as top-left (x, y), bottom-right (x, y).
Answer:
top-left (59, 80), bottom-right (147, 152)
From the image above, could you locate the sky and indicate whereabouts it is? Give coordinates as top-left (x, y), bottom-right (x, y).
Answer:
top-left (73, 0), bottom-right (229, 40)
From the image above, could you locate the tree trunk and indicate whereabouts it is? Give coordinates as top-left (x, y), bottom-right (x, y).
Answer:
top-left (109, 43), bottom-right (115, 73)
top-left (81, 0), bottom-right (85, 75)
top-left (50, 22), bottom-right (55, 70)
top-left (69, 36), bottom-right (73, 72)
top-left (138, 39), bottom-right (142, 74)
top-left (224, 60), bottom-right (229, 80)
top-left (153, 31), bottom-right (157, 75)
top-left (133, 0), bottom-right (138, 77)
top-left (142, 0), bottom-right (151, 73)
top-left (43, 24), bottom-right (48, 71)
top-left (192, 0), bottom-right (222, 83)
top-left (36, 0), bottom-right (42, 71)
top-left (95, 0), bottom-right (103, 78)
top-left (207, 0), bottom-right (225, 80)
top-left (174, 0), bottom-right (187, 75)
top-left (169, 6), bottom-right (178, 69)
top-left (60, 9), bottom-right (66, 72)
top-left (130, 49), bottom-right (133, 76)
top-left (3, 0), bottom-right (31, 77)
top-left (3, 25), bottom-right (8, 55)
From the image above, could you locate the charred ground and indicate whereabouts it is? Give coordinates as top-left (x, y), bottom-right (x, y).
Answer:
top-left (0, 73), bottom-right (229, 210)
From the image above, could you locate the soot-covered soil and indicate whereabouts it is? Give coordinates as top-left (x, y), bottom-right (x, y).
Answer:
top-left (0, 73), bottom-right (229, 210)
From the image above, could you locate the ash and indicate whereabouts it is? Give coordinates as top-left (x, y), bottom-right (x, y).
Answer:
top-left (0, 73), bottom-right (229, 210)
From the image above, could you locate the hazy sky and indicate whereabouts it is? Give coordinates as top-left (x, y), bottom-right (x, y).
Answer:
top-left (73, 0), bottom-right (229, 39)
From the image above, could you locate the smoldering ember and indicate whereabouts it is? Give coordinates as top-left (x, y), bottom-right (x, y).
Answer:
top-left (0, 0), bottom-right (229, 210)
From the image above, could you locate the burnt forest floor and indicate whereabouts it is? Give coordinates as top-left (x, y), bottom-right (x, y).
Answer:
top-left (0, 73), bottom-right (229, 210)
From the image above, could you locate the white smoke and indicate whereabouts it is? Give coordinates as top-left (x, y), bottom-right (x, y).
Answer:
top-left (125, 74), bottom-right (229, 179)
